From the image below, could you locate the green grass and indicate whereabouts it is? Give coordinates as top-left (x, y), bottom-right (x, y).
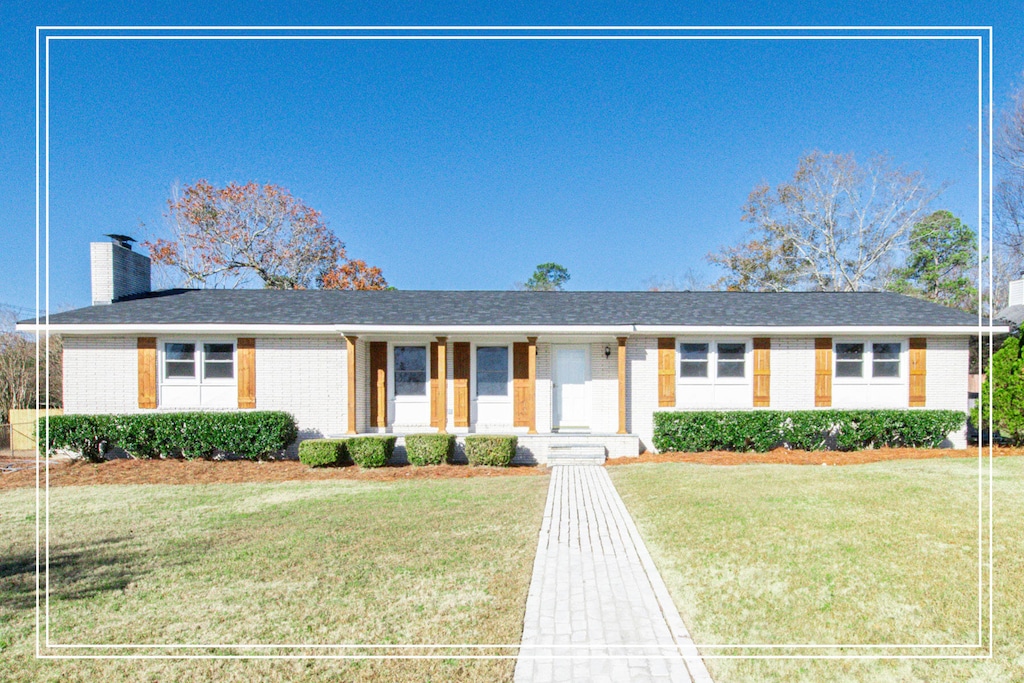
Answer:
top-left (610, 457), bottom-right (1024, 682)
top-left (0, 476), bottom-right (549, 682)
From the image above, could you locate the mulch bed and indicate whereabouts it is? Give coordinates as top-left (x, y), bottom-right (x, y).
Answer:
top-left (3, 446), bottom-right (1021, 490)
top-left (0, 458), bottom-right (545, 490)
top-left (606, 446), bottom-right (1024, 467)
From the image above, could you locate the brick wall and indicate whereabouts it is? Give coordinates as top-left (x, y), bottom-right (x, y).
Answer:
top-left (626, 336), bottom-right (658, 451)
top-left (589, 341), bottom-right (619, 433)
top-left (62, 336), bottom-right (138, 414)
top-left (255, 337), bottom-right (345, 439)
top-left (769, 337), bottom-right (816, 410)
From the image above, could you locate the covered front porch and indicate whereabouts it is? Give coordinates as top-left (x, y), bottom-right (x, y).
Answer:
top-left (335, 333), bottom-right (641, 463)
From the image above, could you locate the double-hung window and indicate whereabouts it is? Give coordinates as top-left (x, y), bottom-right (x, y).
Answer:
top-left (476, 346), bottom-right (509, 397)
top-left (679, 343), bottom-right (709, 378)
top-left (394, 346), bottom-right (427, 396)
top-left (716, 343), bottom-right (746, 378)
top-left (835, 343), bottom-right (865, 378)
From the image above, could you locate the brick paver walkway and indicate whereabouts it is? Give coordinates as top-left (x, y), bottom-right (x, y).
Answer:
top-left (514, 465), bottom-right (713, 683)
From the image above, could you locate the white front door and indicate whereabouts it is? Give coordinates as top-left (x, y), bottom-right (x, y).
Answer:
top-left (553, 346), bottom-right (589, 431)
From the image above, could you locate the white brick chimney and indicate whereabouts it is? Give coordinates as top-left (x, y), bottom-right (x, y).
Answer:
top-left (91, 235), bottom-right (151, 305)
top-left (1010, 279), bottom-right (1024, 308)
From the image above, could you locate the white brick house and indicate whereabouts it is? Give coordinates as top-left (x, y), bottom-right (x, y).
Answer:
top-left (20, 238), bottom-right (999, 461)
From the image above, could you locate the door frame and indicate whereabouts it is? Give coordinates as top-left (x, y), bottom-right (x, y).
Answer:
top-left (552, 344), bottom-right (591, 432)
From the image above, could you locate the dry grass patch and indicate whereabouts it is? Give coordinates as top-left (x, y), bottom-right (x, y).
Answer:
top-left (0, 475), bottom-right (549, 682)
top-left (610, 457), bottom-right (1024, 682)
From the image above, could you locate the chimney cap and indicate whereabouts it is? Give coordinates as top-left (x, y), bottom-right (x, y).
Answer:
top-left (104, 234), bottom-right (137, 250)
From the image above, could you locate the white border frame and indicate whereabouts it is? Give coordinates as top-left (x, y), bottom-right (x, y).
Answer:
top-left (32, 25), bottom-right (995, 663)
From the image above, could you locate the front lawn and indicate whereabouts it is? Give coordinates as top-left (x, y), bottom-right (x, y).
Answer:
top-left (610, 457), bottom-right (1024, 682)
top-left (0, 475), bottom-right (549, 682)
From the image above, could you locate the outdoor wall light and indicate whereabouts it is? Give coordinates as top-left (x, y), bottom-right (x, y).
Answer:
top-left (604, 345), bottom-right (612, 358)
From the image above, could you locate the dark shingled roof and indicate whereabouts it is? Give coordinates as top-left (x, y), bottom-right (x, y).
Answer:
top-left (30, 289), bottom-right (985, 328)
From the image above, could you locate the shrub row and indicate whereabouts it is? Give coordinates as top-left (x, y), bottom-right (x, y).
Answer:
top-left (298, 433), bottom-right (516, 468)
top-left (45, 412), bottom-right (298, 462)
top-left (652, 410), bottom-right (966, 453)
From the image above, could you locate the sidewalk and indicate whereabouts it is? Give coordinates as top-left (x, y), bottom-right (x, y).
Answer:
top-left (514, 465), bottom-right (713, 683)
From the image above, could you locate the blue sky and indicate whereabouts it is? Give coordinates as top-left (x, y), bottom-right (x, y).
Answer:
top-left (1, 2), bottom-right (1022, 314)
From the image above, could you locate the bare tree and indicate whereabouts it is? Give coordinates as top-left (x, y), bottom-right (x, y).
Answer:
top-left (995, 78), bottom-right (1024, 285)
top-left (709, 151), bottom-right (941, 291)
top-left (0, 308), bottom-right (61, 423)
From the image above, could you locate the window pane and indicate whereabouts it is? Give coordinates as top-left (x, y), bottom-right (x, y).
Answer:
top-left (836, 361), bottom-right (863, 378)
top-left (680, 361), bottom-right (708, 378)
top-left (873, 342), bottom-right (900, 360)
top-left (717, 360), bottom-right (745, 378)
top-left (394, 346), bottom-right (427, 396)
top-left (204, 361), bottom-right (234, 379)
top-left (395, 374), bottom-right (426, 396)
top-left (680, 343), bottom-right (708, 360)
top-left (477, 375), bottom-right (507, 396)
top-left (477, 347), bottom-right (507, 373)
top-left (165, 361), bottom-right (195, 378)
top-left (204, 343), bottom-right (233, 361)
top-left (873, 360), bottom-right (900, 378)
top-left (165, 343), bottom-right (195, 378)
top-left (395, 346), bottom-right (426, 373)
top-left (836, 343), bottom-right (864, 360)
top-left (165, 343), bottom-right (195, 361)
top-left (718, 343), bottom-right (745, 360)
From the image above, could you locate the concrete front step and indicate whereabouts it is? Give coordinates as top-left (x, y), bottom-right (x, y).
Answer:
top-left (546, 443), bottom-right (606, 466)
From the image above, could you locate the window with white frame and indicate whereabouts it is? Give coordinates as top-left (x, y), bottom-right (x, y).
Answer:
top-left (679, 343), bottom-right (709, 377)
top-left (678, 341), bottom-right (748, 381)
top-left (834, 341), bottom-right (903, 380)
top-left (716, 343), bottom-right (746, 378)
top-left (476, 346), bottom-right (509, 397)
top-left (163, 341), bottom-right (235, 382)
top-left (872, 342), bottom-right (901, 377)
top-left (835, 342), bottom-right (864, 378)
top-left (394, 346), bottom-right (427, 396)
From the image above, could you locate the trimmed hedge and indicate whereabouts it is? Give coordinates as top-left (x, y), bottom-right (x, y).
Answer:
top-left (652, 409), bottom-right (967, 453)
top-left (405, 433), bottom-right (455, 466)
top-left (45, 411), bottom-right (298, 462)
top-left (345, 435), bottom-right (397, 468)
top-left (298, 439), bottom-right (348, 468)
top-left (465, 435), bottom-right (517, 467)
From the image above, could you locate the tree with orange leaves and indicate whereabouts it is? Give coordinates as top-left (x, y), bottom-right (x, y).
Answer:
top-left (144, 180), bottom-right (388, 290)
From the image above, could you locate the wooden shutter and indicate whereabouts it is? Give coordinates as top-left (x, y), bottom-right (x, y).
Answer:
top-left (137, 337), bottom-right (157, 409)
top-left (909, 338), bottom-right (927, 407)
top-left (453, 342), bottom-right (470, 427)
top-left (369, 341), bottom-right (387, 428)
top-left (237, 337), bottom-right (256, 409)
top-left (815, 337), bottom-right (832, 407)
top-left (430, 341), bottom-right (441, 428)
top-left (513, 342), bottom-right (530, 427)
top-left (657, 338), bottom-right (676, 407)
top-left (753, 337), bottom-right (770, 407)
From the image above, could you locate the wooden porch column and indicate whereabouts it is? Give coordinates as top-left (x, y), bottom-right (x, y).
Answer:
top-left (527, 336), bottom-right (538, 434)
top-left (345, 335), bottom-right (358, 434)
top-left (617, 337), bottom-right (628, 435)
top-left (436, 337), bottom-right (448, 433)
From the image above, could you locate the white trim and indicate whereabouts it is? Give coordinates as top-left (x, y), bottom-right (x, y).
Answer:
top-left (18, 322), bottom-right (1002, 336)
top-left (633, 325), bottom-right (1003, 335)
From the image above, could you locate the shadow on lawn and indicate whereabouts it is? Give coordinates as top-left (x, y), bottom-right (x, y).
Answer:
top-left (0, 536), bottom-right (145, 613)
